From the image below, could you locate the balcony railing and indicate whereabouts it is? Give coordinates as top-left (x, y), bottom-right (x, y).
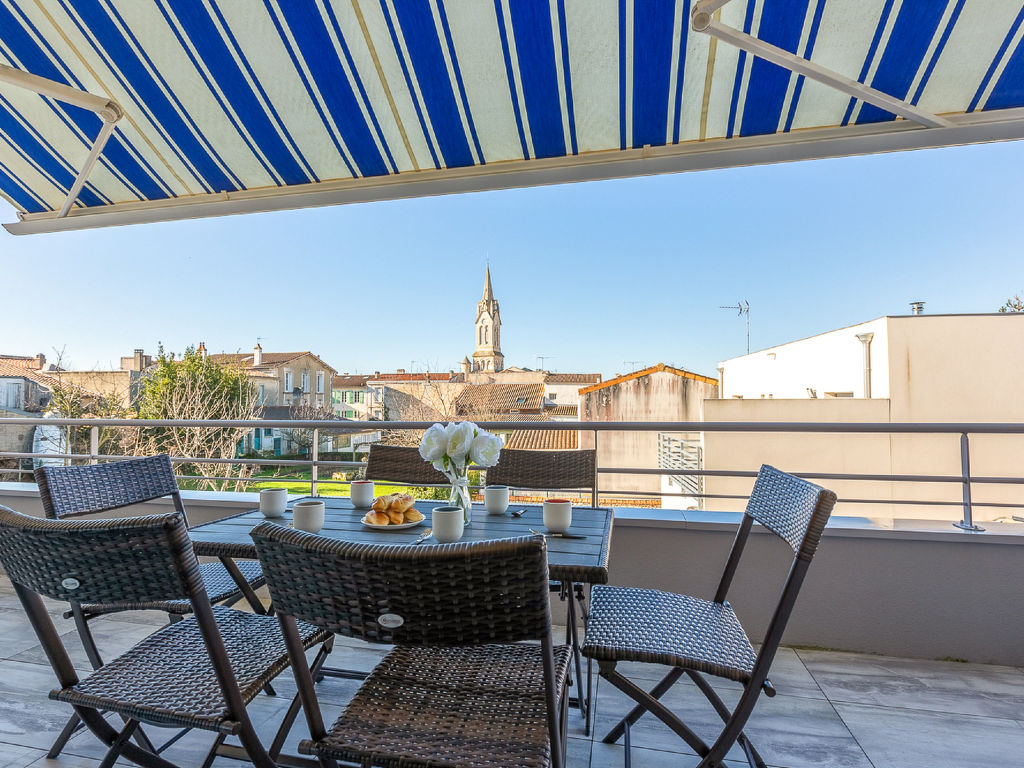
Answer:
top-left (2, 417), bottom-right (1024, 532)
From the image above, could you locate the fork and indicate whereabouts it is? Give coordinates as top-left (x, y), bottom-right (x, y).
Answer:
top-left (410, 528), bottom-right (432, 545)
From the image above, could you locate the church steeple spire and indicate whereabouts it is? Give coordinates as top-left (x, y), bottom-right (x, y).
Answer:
top-left (472, 264), bottom-right (504, 373)
top-left (482, 263), bottom-right (494, 302)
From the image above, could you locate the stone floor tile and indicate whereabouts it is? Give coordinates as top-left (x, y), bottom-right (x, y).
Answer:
top-left (835, 701), bottom-right (1024, 768)
top-left (798, 649), bottom-right (1024, 720)
top-left (0, 743), bottom-right (46, 768)
top-left (9, 620), bottom-right (157, 670)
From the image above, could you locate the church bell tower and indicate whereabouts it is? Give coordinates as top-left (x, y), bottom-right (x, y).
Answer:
top-left (472, 264), bottom-right (504, 372)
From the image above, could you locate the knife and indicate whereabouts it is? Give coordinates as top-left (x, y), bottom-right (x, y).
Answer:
top-left (529, 528), bottom-right (587, 539)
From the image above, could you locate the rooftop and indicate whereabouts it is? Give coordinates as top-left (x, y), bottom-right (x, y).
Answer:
top-left (579, 363), bottom-right (719, 395)
top-left (0, 573), bottom-right (1019, 768)
top-left (505, 428), bottom-right (580, 451)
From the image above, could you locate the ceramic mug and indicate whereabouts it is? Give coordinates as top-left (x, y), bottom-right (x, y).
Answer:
top-left (484, 485), bottom-right (510, 515)
top-left (292, 500), bottom-right (326, 533)
top-left (259, 488), bottom-right (287, 518)
top-left (543, 498), bottom-right (573, 533)
top-left (432, 506), bottom-right (465, 543)
top-left (350, 480), bottom-right (375, 509)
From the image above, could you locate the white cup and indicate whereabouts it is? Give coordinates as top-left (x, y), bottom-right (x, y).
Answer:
top-left (259, 488), bottom-right (287, 518)
top-left (292, 500), bottom-right (325, 533)
top-left (484, 485), bottom-right (510, 515)
top-left (543, 498), bottom-right (573, 533)
top-left (350, 480), bottom-right (375, 509)
top-left (432, 506), bottom-right (465, 543)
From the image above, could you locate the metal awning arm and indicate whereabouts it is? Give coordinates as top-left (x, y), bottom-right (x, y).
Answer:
top-left (691, 1), bottom-right (954, 130)
top-left (0, 63), bottom-right (124, 217)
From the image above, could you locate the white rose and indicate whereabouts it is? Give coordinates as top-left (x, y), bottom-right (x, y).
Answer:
top-left (469, 432), bottom-right (503, 467)
top-left (418, 423), bottom-right (448, 463)
top-left (446, 421), bottom-right (476, 468)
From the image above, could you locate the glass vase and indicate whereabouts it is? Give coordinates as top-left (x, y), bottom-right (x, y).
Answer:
top-left (447, 467), bottom-right (472, 524)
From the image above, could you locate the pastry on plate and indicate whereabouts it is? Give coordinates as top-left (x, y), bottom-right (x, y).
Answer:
top-left (366, 510), bottom-right (389, 526)
top-left (403, 508), bottom-right (425, 523)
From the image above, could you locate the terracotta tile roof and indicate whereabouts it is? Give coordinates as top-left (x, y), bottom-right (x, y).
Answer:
top-left (505, 428), bottom-right (579, 450)
top-left (544, 373), bottom-right (602, 384)
top-left (369, 372), bottom-right (455, 382)
top-left (208, 351), bottom-right (308, 367)
top-left (0, 354), bottom-right (42, 370)
top-left (455, 383), bottom-right (545, 416)
top-left (333, 374), bottom-right (371, 388)
top-left (550, 404), bottom-right (578, 417)
top-left (0, 360), bottom-right (56, 387)
top-left (578, 363), bottom-right (718, 395)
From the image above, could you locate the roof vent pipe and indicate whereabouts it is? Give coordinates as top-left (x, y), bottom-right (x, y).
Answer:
top-left (910, 301), bottom-right (925, 315)
top-left (856, 333), bottom-right (874, 398)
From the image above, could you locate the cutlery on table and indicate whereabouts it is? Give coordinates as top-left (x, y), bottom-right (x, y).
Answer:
top-left (410, 528), bottom-right (432, 545)
top-left (529, 528), bottom-right (587, 539)
top-left (510, 509), bottom-right (528, 518)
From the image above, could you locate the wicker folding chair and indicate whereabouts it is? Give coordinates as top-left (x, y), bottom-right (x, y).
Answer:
top-left (0, 504), bottom-right (332, 768)
top-left (34, 454), bottom-right (270, 758)
top-left (252, 524), bottom-right (572, 768)
top-left (364, 444), bottom-right (449, 486)
top-left (582, 465), bottom-right (837, 768)
top-left (487, 447), bottom-right (599, 731)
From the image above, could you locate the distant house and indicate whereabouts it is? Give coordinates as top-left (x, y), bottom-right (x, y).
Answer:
top-left (579, 363), bottom-right (719, 505)
top-left (208, 344), bottom-right (338, 456)
top-left (207, 344), bottom-right (337, 410)
top-left (331, 374), bottom-right (372, 420)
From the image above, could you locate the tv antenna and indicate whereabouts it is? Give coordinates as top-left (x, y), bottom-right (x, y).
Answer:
top-left (535, 355), bottom-right (555, 370)
top-left (719, 300), bottom-right (750, 353)
top-left (623, 360), bottom-right (644, 370)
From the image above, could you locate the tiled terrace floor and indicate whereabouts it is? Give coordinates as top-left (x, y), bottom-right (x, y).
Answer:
top-left (1, 576), bottom-right (1023, 768)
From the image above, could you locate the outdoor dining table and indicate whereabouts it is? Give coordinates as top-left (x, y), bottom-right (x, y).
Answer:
top-left (189, 495), bottom-right (614, 728)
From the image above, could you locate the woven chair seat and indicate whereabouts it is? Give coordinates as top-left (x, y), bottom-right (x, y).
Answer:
top-left (303, 643), bottom-right (572, 768)
top-left (53, 606), bottom-right (329, 733)
top-left (73, 559), bottom-right (265, 617)
top-left (582, 586), bottom-right (757, 683)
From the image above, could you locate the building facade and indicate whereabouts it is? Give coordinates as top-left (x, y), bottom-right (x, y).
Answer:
top-left (331, 374), bottom-right (372, 419)
top-left (706, 312), bottom-right (1024, 521)
top-left (579, 364), bottom-right (719, 504)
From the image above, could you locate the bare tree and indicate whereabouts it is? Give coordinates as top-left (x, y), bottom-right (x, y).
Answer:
top-left (277, 402), bottom-right (339, 454)
top-left (377, 379), bottom-right (466, 446)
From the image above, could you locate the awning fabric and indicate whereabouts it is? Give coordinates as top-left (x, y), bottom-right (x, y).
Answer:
top-left (1, 0), bottom-right (1023, 234)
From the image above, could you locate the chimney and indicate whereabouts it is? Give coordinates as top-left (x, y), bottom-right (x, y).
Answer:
top-left (133, 348), bottom-right (145, 371)
top-left (253, 343), bottom-right (262, 366)
top-left (910, 301), bottom-right (925, 315)
top-left (197, 341), bottom-right (207, 359)
top-left (396, 368), bottom-right (405, 374)
top-left (33, 353), bottom-right (45, 370)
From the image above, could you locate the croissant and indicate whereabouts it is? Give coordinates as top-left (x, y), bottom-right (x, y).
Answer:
top-left (391, 495), bottom-right (415, 515)
top-left (366, 510), bottom-right (390, 526)
top-left (403, 508), bottom-right (424, 523)
top-left (372, 494), bottom-right (396, 513)
top-left (386, 506), bottom-right (405, 525)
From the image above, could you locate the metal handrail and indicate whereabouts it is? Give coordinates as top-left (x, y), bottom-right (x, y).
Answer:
top-left (2, 418), bottom-right (1022, 531)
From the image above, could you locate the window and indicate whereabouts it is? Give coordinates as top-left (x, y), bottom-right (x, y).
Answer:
top-left (284, 370), bottom-right (293, 391)
top-left (301, 372), bottom-right (310, 393)
top-left (316, 371), bottom-right (324, 394)
top-left (264, 428), bottom-right (273, 437)
top-left (258, 383), bottom-right (265, 405)
top-left (344, 409), bottom-right (355, 418)
top-left (356, 390), bottom-right (363, 403)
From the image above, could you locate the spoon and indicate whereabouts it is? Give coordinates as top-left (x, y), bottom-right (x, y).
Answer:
top-left (510, 509), bottom-right (528, 518)
top-left (410, 528), bottom-right (432, 545)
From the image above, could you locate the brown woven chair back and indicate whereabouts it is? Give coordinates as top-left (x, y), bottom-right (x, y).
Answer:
top-left (34, 454), bottom-right (183, 520)
top-left (486, 448), bottom-right (596, 491)
top-left (364, 444), bottom-right (449, 485)
top-left (0, 505), bottom-right (196, 608)
top-left (252, 524), bottom-right (552, 645)
top-left (744, 464), bottom-right (836, 558)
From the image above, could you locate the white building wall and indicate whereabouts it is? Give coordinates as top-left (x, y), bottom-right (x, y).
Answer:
top-left (720, 318), bottom-right (889, 400)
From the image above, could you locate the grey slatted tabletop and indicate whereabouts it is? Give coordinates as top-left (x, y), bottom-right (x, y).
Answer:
top-left (190, 497), bottom-right (614, 586)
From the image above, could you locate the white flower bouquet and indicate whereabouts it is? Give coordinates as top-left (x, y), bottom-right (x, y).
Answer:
top-left (419, 421), bottom-right (504, 523)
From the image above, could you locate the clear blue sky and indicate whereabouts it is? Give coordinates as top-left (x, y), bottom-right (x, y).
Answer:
top-left (2, 140), bottom-right (1022, 379)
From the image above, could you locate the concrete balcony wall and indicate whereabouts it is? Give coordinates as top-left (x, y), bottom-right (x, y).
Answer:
top-left (1, 484), bottom-right (1021, 666)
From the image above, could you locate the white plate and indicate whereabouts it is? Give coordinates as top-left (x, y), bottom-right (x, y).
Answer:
top-left (360, 514), bottom-right (424, 530)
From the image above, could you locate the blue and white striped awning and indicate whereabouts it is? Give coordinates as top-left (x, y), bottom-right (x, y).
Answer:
top-left (1, 0), bottom-right (1023, 234)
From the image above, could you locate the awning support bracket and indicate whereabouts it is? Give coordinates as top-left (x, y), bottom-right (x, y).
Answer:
top-left (0, 63), bottom-right (124, 217)
top-left (691, 1), bottom-right (954, 130)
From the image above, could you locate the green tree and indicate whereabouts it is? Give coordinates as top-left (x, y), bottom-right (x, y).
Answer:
top-left (136, 345), bottom-right (259, 490)
top-left (998, 294), bottom-right (1024, 313)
